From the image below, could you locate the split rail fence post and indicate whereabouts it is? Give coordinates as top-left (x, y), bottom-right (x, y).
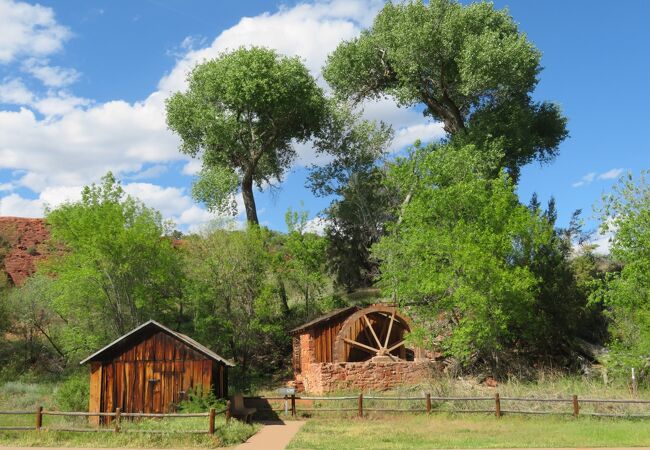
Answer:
top-left (225, 400), bottom-right (231, 423)
top-left (114, 407), bottom-right (121, 433)
top-left (495, 393), bottom-right (501, 418)
top-left (572, 395), bottom-right (580, 417)
top-left (358, 393), bottom-right (363, 418)
top-left (208, 408), bottom-right (215, 435)
top-left (426, 393), bottom-right (431, 414)
top-left (291, 394), bottom-right (296, 417)
top-left (35, 406), bottom-right (43, 431)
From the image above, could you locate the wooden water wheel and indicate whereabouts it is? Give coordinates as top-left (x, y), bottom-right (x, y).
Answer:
top-left (333, 305), bottom-right (413, 362)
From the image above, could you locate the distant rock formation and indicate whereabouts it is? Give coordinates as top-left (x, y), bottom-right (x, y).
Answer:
top-left (0, 217), bottom-right (51, 286)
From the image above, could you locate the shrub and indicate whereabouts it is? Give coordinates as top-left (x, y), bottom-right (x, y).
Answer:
top-left (177, 386), bottom-right (226, 413)
top-left (55, 372), bottom-right (89, 411)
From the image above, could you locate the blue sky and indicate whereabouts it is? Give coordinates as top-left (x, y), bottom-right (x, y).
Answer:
top-left (0, 0), bottom-right (648, 246)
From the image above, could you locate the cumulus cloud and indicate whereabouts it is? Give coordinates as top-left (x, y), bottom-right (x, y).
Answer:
top-left (304, 216), bottom-right (329, 235)
top-left (0, 0), bottom-right (71, 64)
top-left (22, 58), bottom-right (80, 87)
top-left (0, 78), bottom-right (34, 104)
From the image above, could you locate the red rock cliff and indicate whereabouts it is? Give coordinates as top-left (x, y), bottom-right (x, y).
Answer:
top-left (0, 217), bottom-right (51, 286)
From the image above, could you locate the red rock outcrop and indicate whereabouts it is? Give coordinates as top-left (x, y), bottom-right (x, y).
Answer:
top-left (0, 217), bottom-right (51, 286)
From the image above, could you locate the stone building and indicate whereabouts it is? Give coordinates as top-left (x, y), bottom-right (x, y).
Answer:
top-left (290, 304), bottom-right (436, 393)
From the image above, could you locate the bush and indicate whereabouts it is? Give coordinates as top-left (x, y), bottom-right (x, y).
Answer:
top-left (55, 372), bottom-right (89, 411)
top-left (177, 386), bottom-right (226, 413)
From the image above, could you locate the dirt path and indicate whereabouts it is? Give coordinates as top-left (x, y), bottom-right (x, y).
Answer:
top-left (235, 420), bottom-right (305, 450)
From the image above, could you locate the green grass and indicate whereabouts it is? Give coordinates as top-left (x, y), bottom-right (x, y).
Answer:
top-left (287, 414), bottom-right (650, 449)
top-left (0, 414), bottom-right (259, 448)
top-left (0, 381), bottom-right (259, 447)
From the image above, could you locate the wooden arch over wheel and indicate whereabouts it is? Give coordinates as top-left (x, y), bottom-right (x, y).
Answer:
top-left (333, 305), bottom-right (413, 362)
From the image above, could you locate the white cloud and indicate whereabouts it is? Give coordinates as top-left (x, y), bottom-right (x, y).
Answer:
top-left (0, 184), bottom-right (81, 217)
top-left (0, 0), bottom-right (71, 64)
top-left (590, 231), bottom-right (612, 255)
top-left (573, 168), bottom-right (625, 188)
top-left (0, 78), bottom-right (34, 104)
top-left (572, 172), bottom-right (596, 188)
top-left (181, 159), bottom-right (202, 176)
top-left (304, 216), bottom-right (329, 235)
top-left (33, 91), bottom-right (90, 116)
top-left (598, 168), bottom-right (624, 180)
top-left (22, 58), bottom-right (80, 87)
top-left (391, 122), bottom-right (446, 151)
top-left (125, 164), bottom-right (168, 181)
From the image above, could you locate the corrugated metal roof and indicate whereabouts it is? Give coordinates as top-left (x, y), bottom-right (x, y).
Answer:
top-left (290, 306), bottom-right (359, 334)
top-left (79, 319), bottom-right (235, 366)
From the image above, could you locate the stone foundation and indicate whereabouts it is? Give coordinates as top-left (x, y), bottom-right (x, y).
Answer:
top-left (301, 360), bottom-right (437, 394)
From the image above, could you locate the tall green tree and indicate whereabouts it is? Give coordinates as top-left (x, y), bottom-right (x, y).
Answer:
top-left (308, 103), bottom-right (394, 290)
top-left (182, 225), bottom-right (288, 381)
top-left (373, 144), bottom-right (553, 368)
top-left (594, 171), bottom-right (650, 378)
top-left (324, 0), bottom-right (567, 180)
top-left (166, 47), bottom-right (326, 224)
top-left (283, 208), bottom-right (328, 315)
top-left (43, 173), bottom-right (183, 359)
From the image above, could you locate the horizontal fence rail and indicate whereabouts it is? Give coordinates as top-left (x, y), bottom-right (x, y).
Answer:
top-left (3, 394), bottom-right (650, 435)
top-left (0, 401), bottom-right (232, 435)
top-left (245, 393), bottom-right (650, 419)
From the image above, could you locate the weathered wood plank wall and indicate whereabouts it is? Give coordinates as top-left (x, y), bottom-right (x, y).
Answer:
top-left (92, 331), bottom-right (226, 423)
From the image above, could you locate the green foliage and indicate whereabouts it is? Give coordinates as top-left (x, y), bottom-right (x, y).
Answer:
top-left (373, 143), bottom-right (554, 366)
top-left (166, 46), bottom-right (326, 224)
top-left (177, 386), bottom-right (225, 413)
top-left (55, 372), bottom-right (90, 411)
top-left (307, 103), bottom-right (395, 290)
top-left (283, 207), bottom-right (328, 315)
top-left (5, 274), bottom-right (65, 372)
top-left (594, 171), bottom-right (650, 380)
top-left (42, 172), bottom-right (183, 361)
top-left (191, 165), bottom-right (240, 215)
top-left (182, 225), bottom-right (290, 386)
top-left (324, 0), bottom-right (567, 180)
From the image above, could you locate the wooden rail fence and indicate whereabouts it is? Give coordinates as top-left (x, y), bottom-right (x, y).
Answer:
top-left (3, 395), bottom-right (650, 434)
top-left (247, 394), bottom-right (650, 419)
top-left (0, 400), bottom-right (231, 434)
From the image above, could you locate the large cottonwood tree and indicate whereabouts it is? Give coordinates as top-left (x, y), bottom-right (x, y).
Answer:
top-left (166, 47), bottom-right (326, 224)
top-left (324, 0), bottom-right (568, 180)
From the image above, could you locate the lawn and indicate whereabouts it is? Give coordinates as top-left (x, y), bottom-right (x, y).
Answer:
top-left (287, 414), bottom-right (650, 449)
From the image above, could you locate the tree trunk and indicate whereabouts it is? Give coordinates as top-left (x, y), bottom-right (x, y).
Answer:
top-left (241, 171), bottom-right (259, 225)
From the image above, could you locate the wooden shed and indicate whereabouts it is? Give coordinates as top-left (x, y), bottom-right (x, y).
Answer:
top-left (80, 320), bottom-right (234, 424)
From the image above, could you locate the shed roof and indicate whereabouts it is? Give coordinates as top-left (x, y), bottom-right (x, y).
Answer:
top-left (79, 320), bottom-right (235, 366)
top-left (290, 306), bottom-right (359, 335)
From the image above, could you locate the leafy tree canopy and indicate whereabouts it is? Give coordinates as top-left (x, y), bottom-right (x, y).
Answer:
top-left (166, 47), bottom-right (326, 224)
top-left (307, 103), bottom-right (395, 290)
top-left (324, 0), bottom-right (568, 180)
top-left (594, 171), bottom-right (650, 376)
top-left (42, 172), bottom-right (182, 359)
top-left (373, 143), bottom-right (554, 366)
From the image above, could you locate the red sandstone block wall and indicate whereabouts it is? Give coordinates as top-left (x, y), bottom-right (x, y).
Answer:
top-left (302, 360), bottom-right (438, 394)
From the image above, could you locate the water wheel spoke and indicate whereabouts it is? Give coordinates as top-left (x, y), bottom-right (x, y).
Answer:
top-left (386, 339), bottom-right (406, 353)
top-left (343, 337), bottom-right (379, 355)
top-left (383, 309), bottom-right (396, 349)
top-left (378, 313), bottom-right (390, 345)
top-left (363, 314), bottom-right (382, 349)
